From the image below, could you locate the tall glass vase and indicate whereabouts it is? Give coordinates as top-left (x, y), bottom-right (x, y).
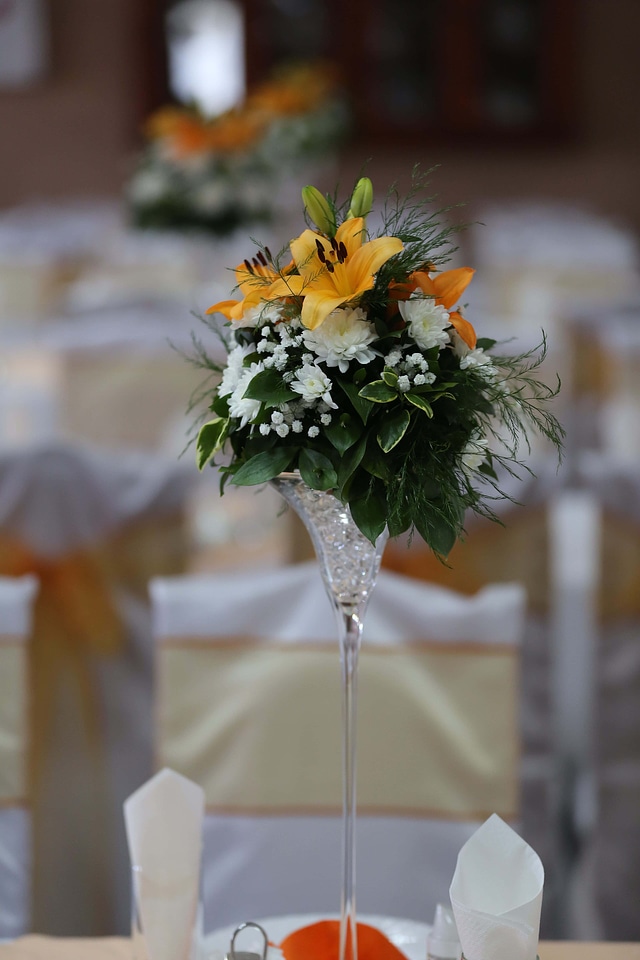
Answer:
top-left (270, 473), bottom-right (388, 960)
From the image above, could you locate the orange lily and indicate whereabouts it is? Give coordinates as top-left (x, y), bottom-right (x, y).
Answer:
top-left (410, 266), bottom-right (477, 348)
top-left (206, 255), bottom-right (292, 322)
top-left (271, 217), bottom-right (403, 330)
top-left (279, 920), bottom-right (409, 960)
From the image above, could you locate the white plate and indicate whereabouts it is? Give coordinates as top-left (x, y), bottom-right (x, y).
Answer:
top-left (205, 913), bottom-right (430, 959)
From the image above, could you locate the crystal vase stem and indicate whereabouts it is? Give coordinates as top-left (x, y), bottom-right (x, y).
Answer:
top-left (269, 474), bottom-right (387, 960)
top-left (337, 608), bottom-right (363, 960)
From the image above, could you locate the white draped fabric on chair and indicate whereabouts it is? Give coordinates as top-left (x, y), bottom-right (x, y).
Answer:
top-left (383, 461), bottom-right (568, 936)
top-left (0, 443), bottom-right (196, 935)
top-left (151, 563), bottom-right (525, 930)
top-left (0, 574), bottom-right (38, 939)
top-left (571, 455), bottom-right (640, 940)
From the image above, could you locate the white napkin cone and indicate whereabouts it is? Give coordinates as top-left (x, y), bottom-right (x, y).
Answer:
top-left (449, 814), bottom-right (544, 960)
top-left (125, 768), bottom-right (205, 960)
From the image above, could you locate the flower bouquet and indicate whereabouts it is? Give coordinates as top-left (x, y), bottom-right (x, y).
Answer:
top-left (127, 62), bottom-right (346, 237)
top-left (248, 61), bottom-right (348, 172)
top-left (128, 104), bottom-right (275, 234)
top-left (194, 169), bottom-right (562, 556)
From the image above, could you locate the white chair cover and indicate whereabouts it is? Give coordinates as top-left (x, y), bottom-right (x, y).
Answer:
top-left (571, 454), bottom-right (640, 939)
top-left (383, 460), bottom-right (568, 935)
top-left (0, 574), bottom-right (38, 938)
top-left (152, 564), bottom-right (525, 930)
top-left (0, 442), bottom-right (195, 935)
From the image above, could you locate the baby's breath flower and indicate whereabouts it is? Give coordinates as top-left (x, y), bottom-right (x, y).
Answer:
top-left (259, 423), bottom-right (270, 436)
top-left (291, 420), bottom-right (303, 433)
top-left (308, 425), bottom-right (320, 438)
top-left (398, 375), bottom-right (411, 392)
top-left (270, 411), bottom-right (284, 425)
top-left (320, 413), bottom-right (332, 425)
top-left (275, 423), bottom-right (290, 437)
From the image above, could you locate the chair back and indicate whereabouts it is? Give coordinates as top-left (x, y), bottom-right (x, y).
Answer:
top-left (0, 574), bottom-right (37, 938)
top-left (152, 563), bottom-right (524, 929)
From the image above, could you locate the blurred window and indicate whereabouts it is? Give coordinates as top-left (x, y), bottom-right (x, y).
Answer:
top-left (242, 0), bottom-right (577, 145)
top-left (166, 0), bottom-right (245, 116)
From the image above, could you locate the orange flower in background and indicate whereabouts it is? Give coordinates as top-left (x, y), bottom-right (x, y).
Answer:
top-left (249, 61), bottom-right (339, 116)
top-left (279, 920), bottom-right (409, 960)
top-left (145, 107), bottom-right (211, 157)
top-left (145, 106), bottom-right (265, 158)
top-left (408, 266), bottom-right (477, 348)
top-left (204, 109), bottom-right (266, 153)
top-left (270, 217), bottom-right (403, 330)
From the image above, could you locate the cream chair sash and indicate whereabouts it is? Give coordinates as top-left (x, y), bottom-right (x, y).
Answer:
top-left (153, 565), bottom-right (524, 925)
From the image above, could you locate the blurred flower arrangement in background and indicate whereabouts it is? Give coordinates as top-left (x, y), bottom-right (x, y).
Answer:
top-left (127, 61), bottom-right (347, 235)
top-left (192, 169), bottom-right (563, 555)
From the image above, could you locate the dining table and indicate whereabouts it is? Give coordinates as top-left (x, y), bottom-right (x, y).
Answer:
top-left (1, 939), bottom-right (638, 960)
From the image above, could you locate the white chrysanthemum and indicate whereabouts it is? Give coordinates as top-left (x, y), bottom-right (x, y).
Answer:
top-left (228, 361), bottom-right (264, 427)
top-left (399, 295), bottom-right (450, 351)
top-left (303, 307), bottom-right (377, 373)
top-left (460, 348), bottom-right (493, 370)
top-left (290, 362), bottom-right (337, 408)
top-left (218, 344), bottom-right (254, 397)
top-left (461, 433), bottom-right (488, 473)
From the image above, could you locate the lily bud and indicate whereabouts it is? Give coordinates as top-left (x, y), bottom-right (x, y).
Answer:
top-left (302, 185), bottom-right (336, 236)
top-left (347, 177), bottom-right (373, 219)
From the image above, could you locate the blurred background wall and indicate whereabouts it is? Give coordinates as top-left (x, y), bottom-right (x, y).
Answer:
top-left (1, 0), bottom-right (639, 229)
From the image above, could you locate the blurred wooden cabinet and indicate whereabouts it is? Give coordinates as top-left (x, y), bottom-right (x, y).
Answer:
top-left (243, 0), bottom-right (578, 145)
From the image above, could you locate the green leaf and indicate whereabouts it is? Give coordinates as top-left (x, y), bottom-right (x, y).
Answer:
top-left (242, 368), bottom-right (296, 406)
top-left (298, 449), bottom-right (338, 491)
top-left (349, 490), bottom-right (387, 544)
top-left (211, 394), bottom-right (230, 418)
top-left (337, 378), bottom-right (374, 423)
top-left (358, 380), bottom-right (397, 403)
top-left (377, 408), bottom-right (411, 452)
top-left (337, 433), bottom-right (368, 494)
top-left (414, 511), bottom-right (459, 559)
top-left (387, 502), bottom-right (412, 538)
top-left (405, 393), bottom-right (434, 417)
top-left (325, 413), bottom-right (361, 455)
top-left (361, 444), bottom-right (393, 481)
top-left (381, 369), bottom-right (399, 388)
top-left (231, 447), bottom-right (296, 486)
top-left (476, 338), bottom-right (496, 350)
top-left (196, 418), bottom-right (228, 470)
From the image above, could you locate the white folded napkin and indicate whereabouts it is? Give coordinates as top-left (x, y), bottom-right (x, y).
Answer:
top-left (124, 768), bottom-right (205, 960)
top-left (449, 814), bottom-right (544, 960)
